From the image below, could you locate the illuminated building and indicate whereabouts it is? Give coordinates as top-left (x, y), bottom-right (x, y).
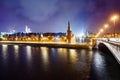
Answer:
top-left (67, 21), bottom-right (72, 43)
top-left (10, 27), bottom-right (16, 34)
top-left (25, 25), bottom-right (31, 33)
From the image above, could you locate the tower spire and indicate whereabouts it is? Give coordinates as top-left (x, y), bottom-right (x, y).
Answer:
top-left (68, 20), bottom-right (70, 30)
top-left (67, 20), bottom-right (72, 43)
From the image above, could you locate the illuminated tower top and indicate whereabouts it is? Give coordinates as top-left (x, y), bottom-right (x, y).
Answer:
top-left (68, 21), bottom-right (70, 31)
top-left (67, 21), bottom-right (72, 43)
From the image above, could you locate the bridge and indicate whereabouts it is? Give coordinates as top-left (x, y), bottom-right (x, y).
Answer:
top-left (96, 38), bottom-right (120, 64)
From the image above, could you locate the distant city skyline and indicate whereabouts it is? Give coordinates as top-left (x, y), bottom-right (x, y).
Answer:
top-left (0, 0), bottom-right (120, 34)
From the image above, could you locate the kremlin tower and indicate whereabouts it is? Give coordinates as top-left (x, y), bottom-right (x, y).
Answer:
top-left (67, 21), bottom-right (72, 43)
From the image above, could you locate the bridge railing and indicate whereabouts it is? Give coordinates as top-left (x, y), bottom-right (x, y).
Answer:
top-left (97, 38), bottom-right (120, 46)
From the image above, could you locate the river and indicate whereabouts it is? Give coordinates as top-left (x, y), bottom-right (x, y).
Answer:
top-left (0, 44), bottom-right (119, 80)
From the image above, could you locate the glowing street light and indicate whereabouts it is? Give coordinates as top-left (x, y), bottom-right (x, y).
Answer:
top-left (111, 15), bottom-right (118, 21)
top-left (96, 29), bottom-right (103, 38)
top-left (104, 24), bottom-right (109, 28)
top-left (96, 32), bottom-right (100, 38)
top-left (100, 29), bottom-right (103, 32)
top-left (96, 24), bottom-right (109, 38)
top-left (96, 29), bottom-right (104, 38)
top-left (111, 15), bottom-right (118, 37)
top-left (104, 24), bottom-right (109, 36)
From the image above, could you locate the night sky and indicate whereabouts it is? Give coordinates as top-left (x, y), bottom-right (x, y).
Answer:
top-left (0, 0), bottom-right (120, 34)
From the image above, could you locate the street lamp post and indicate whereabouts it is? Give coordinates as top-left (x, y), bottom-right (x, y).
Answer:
top-left (104, 24), bottom-right (109, 38)
top-left (111, 15), bottom-right (118, 38)
top-left (114, 19), bottom-right (116, 37)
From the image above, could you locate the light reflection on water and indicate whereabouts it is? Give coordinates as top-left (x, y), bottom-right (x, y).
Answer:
top-left (40, 47), bottom-right (49, 64)
top-left (89, 50), bottom-right (93, 58)
top-left (69, 49), bottom-right (77, 64)
top-left (2, 44), bottom-right (8, 60)
top-left (26, 46), bottom-right (32, 63)
top-left (93, 52), bottom-right (107, 77)
top-left (13, 45), bottom-right (19, 59)
top-left (94, 52), bottom-right (106, 69)
top-left (0, 45), bottom-right (119, 80)
top-left (91, 50), bottom-right (120, 80)
top-left (40, 47), bottom-right (49, 71)
top-left (57, 48), bottom-right (68, 62)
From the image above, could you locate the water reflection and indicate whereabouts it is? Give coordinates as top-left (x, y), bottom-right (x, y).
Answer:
top-left (0, 45), bottom-right (119, 80)
top-left (26, 46), bottom-right (32, 61)
top-left (57, 48), bottom-right (67, 61)
top-left (69, 49), bottom-right (77, 64)
top-left (94, 52), bottom-right (105, 69)
top-left (2, 44), bottom-right (8, 60)
top-left (51, 48), bottom-right (57, 58)
top-left (40, 47), bottom-right (49, 71)
top-left (13, 45), bottom-right (19, 59)
top-left (57, 48), bottom-right (63, 53)
top-left (93, 51), bottom-right (107, 78)
top-left (81, 49), bottom-right (86, 57)
top-left (89, 50), bottom-right (93, 58)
